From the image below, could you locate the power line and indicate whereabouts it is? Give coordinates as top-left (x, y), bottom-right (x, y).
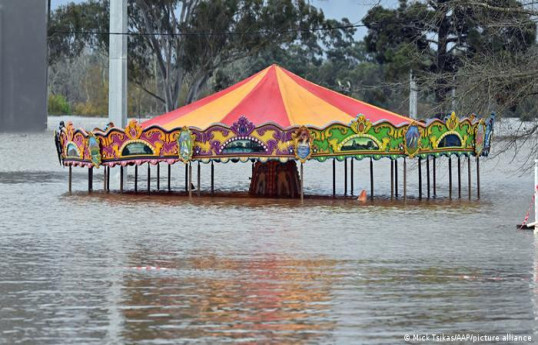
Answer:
top-left (48, 23), bottom-right (365, 38)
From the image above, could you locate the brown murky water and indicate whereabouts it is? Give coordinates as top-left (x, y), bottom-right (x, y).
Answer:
top-left (0, 120), bottom-right (537, 344)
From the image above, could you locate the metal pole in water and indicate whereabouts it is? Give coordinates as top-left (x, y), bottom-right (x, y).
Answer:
top-left (88, 167), bottom-right (93, 192)
top-left (448, 157), bottom-right (452, 199)
top-left (467, 156), bottom-right (471, 200)
top-left (120, 166), bottom-right (124, 193)
top-left (184, 164), bottom-right (188, 192)
top-left (106, 166), bottom-right (110, 192)
top-left (535, 159), bottom-right (538, 228)
top-left (134, 165), bottom-right (138, 193)
top-left (344, 158), bottom-right (348, 197)
top-left (390, 159), bottom-right (394, 200)
top-left (403, 158), bottom-right (407, 201)
top-left (197, 161), bottom-right (201, 197)
top-left (394, 158), bottom-right (398, 198)
top-left (167, 164), bottom-right (171, 192)
top-left (426, 156), bottom-right (430, 199)
top-left (103, 166), bottom-right (107, 191)
top-left (476, 157), bottom-right (480, 199)
top-left (332, 159), bottom-right (336, 198)
top-left (433, 156), bottom-right (437, 198)
top-left (370, 157), bottom-right (374, 201)
top-left (147, 163), bottom-right (151, 194)
top-left (351, 159), bottom-right (354, 196)
top-left (300, 162), bottom-right (304, 202)
top-left (457, 156), bottom-right (461, 199)
top-left (68, 166), bottom-right (72, 193)
top-left (211, 161), bottom-right (214, 195)
top-left (157, 163), bottom-right (160, 191)
top-left (188, 162), bottom-right (193, 198)
top-left (418, 157), bottom-right (422, 200)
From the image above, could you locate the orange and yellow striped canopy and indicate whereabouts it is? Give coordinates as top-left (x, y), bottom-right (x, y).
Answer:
top-left (142, 65), bottom-right (412, 130)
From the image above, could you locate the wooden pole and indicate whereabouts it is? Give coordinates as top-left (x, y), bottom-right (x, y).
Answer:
top-left (120, 166), bottom-right (124, 193)
top-left (426, 156), bottom-right (430, 199)
top-left (147, 163), bottom-right (151, 194)
top-left (418, 157), bottom-right (422, 200)
top-left (344, 158), bottom-right (348, 196)
top-left (394, 158), bottom-right (398, 198)
top-left (167, 164), bottom-right (171, 192)
top-left (433, 156), bottom-right (437, 198)
top-left (350, 159), bottom-right (354, 196)
top-left (197, 161), bottom-right (201, 197)
top-left (88, 167), bottom-right (93, 192)
top-left (157, 163), bottom-right (160, 191)
top-left (135, 164), bottom-right (138, 193)
top-left (457, 156), bottom-right (461, 199)
top-left (369, 157), bottom-right (374, 201)
top-left (403, 158), bottom-right (407, 200)
top-left (448, 157), bottom-right (452, 199)
top-left (390, 159), bottom-right (394, 199)
top-left (211, 161), bottom-right (214, 195)
top-left (188, 162), bottom-right (192, 198)
top-left (476, 157), bottom-right (480, 199)
top-left (300, 162), bottom-right (304, 202)
top-left (467, 156), bottom-right (471, 200)
top-left (68, 165), bottom-right (72, 193)
top-left (332, 159), bottom-right (336, 198)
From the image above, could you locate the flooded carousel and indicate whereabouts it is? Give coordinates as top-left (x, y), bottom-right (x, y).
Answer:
top-left (54, 65), bottom-right (494, 201)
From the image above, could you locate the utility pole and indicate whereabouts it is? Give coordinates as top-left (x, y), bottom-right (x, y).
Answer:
top-left (409, 70), bottom-right (418, 119)
top-left (109, 0), bottom-right (128, 127)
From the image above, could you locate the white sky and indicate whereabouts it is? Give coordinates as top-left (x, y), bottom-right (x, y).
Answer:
top-left (51, 0), bottom-right (399, 38)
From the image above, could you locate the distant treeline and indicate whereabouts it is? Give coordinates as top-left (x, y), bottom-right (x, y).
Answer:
top-left (48, 0), bottom-right (538, 121)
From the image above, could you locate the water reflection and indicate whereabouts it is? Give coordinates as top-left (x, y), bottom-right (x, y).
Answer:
top-left (121, 254), bottom-right (337, 343)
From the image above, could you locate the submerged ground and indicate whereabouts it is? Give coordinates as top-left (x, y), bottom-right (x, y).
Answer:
top-left (0, 116), bottom-right (536, 344)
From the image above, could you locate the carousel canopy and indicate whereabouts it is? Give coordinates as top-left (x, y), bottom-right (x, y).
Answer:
top-left (142, 64), bottom-right (412, 130)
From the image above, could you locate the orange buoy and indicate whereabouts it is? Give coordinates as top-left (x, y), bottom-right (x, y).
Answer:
top-left (358, 189), bottom-right (367, 202)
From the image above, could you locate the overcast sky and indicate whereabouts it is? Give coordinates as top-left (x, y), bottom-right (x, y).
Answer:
top-left (51, 0), bottom-right (399, 38)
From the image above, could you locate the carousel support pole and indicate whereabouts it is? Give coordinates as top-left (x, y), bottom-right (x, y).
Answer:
top-left (120, 166), bottom-right (124, 193)
top-left (300, 162), bottom-right (304, 202)
top-left (157, 163), bottom-right (160, 191)
top-left (351, 159), bottom-right (354, 196)
top-left (185, 163), bottom-right (190, 192)
top-left (197, 161), bottom-right (201, 197)
top-left (107, 166), bottom-right (110, 192)
top-left (147, 163), bottom-right (151, 194)
top-left (394, 159), bottom-right (398, 199)
top-left (418, 157), bottom-right (422, 200)
top-left (467, 156), bottom-right (471, 200)
top-left (476, 157), bottom-right (480, 199)
top-left (88, 167), bottom-right (93, 192)
top-left (403, 158), bottom-right (407, 201)
top-left (211, 161), bottom-right (214, 195)
top-left (68, 166), bottom-right (72, 193)
top-left (103, 166), bottom-right (107, 191)
top-left (433, 156), bottom-right (437, 198)
top-left (332, 159), bottom-right (336, 198)
top-left (448, 157), bottom-right (452, 199)
top-left (188, 162), bottom-right (193, 198)
top-left (390, 159), bottom-right (394, 200)
top-left (344, 158), bottom-right (348, 197)
top-left (369, 157), bottom-right (374, 201)
top-left (456, 155), bottom-right (462, 199)
top-left (134, 165), bottom-right (138, 193)
top-left (426, 156), bottom-right (430, 199)
top-left (167, 164), bottom-right (171, 192)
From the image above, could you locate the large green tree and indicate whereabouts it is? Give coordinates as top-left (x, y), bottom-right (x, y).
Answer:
top-left (48, 0), bottom-right (354, 112)
top-left (363, 0), bottom-right (536, 108)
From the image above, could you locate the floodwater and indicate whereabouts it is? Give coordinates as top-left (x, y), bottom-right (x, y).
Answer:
top-left (0, 117), bottom-right (537, 344)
